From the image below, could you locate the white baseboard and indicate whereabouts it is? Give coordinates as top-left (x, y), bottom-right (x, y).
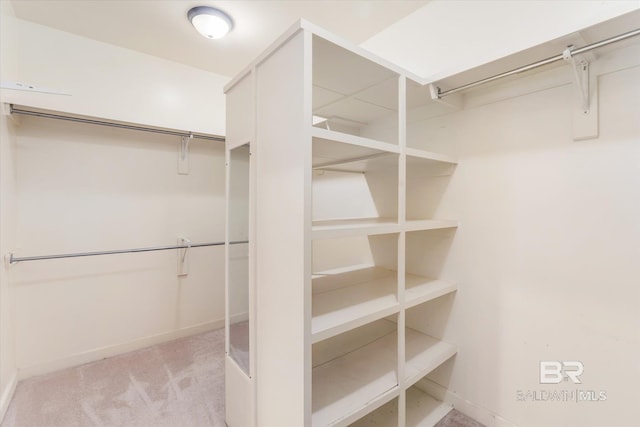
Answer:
top-left (0, 369), bottom-right (18, 424)
top-left (18, 318), bottom-right (224, 380)
top-left (416, 378), bottom-right (520, 427)
top-left (229, 311), bottom-right (249, 324)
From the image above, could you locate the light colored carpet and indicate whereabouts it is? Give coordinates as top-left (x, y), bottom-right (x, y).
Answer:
top-left (2, 329), bottom-right (226, 427)
top-left (2, 327), bottom-right (483, 426)
top-left (435, 410), bottom-right (485, 427)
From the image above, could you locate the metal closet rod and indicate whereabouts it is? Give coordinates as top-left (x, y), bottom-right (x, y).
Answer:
top-left (7, 240), bottom-right (249, 264)
top-left (437, 28), bottom-right (640, 98)
top-left (9, 105), bottom-right (226, 142)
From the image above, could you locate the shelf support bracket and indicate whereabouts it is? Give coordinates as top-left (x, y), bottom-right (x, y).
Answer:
top-left (178, 134), bottom-right (192, 175)
top-left (563, 47), bottom-right (599, 140)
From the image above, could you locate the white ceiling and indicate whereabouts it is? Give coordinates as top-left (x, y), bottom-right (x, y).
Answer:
top-left (9, 0), bottom-right (429, 78)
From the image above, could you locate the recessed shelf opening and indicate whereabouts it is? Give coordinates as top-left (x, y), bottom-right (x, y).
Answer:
top-left (313, 35), bottom-right (399, 145)
top-left (405, 385), bottom-right (453, 427)
top-left (349, 397), bottom-right (399, 426)
top-left (312, 137), bottom-right (399, 226)
top-left (312, 318), bottom-right (399, 426)
top-left (406, 153), bottom-right (456, 223)
top-left (406, 228), bottom-right (457, 282)
top-left (349, 387), bottom-right (453, 427)
top-left (312, 235), bottom-right (400, 343)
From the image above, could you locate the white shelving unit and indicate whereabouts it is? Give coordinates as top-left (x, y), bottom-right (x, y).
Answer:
top-left (224, 20), bottom-right (460, 427)
top-left (312, 266), bottom-right (399, 343)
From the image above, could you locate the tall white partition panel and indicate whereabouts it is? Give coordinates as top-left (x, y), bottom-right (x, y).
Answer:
top-left (225, 69), bottom-right (255, 427)
top-left (254, 30), bottom-right (312, 427)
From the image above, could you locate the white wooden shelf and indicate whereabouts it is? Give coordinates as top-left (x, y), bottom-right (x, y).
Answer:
top-left (405, 328), bottom-right (457, 388)
top-left (404, 219), bottom-right (458, 233)
top-left (312, 127), bottom-right (400, 155)
top-left (406, 386), bottom-right (453, 427)
top-left (312, 327), bottom-right (455, 426)
top-left (312, 218), bottom-right (399, 239)
top-left (226, 21), bottom-right (461, 427)
top-left (312, 218), bottom-right (456, 243)
top-left (312, 268), bottom-right (399, 344)
top-left (349, 387), bottom-right (453, 427)
top-left (312, 272), bottom-right (455, 344)
top-left (314, 151), bottom-right (398, 173)
top-left (348, 397), bottom-right (398, 426)
top-left (312, 330), bottom-right (399, 427)
top-left (405, 275), bottom-right (457, 309)
top-left (406, 147), bottom-right (457, 166)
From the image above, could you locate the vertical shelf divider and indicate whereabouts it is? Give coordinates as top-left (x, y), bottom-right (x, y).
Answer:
top-left (397, 75), bottom-right (408, 427)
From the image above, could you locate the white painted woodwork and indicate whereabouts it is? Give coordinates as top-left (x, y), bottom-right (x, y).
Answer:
top-left (405, 148), bottom-right (457, 167)
top-left (312, 267), bottom-right (399, 343)
top-left (312, 218), bottom-right (403, 239)
top-left (226, 20), bottom-right (459, 427)
top-left (225, 357), bottom-right (253, 427)
top-left (312, 328), bottom-right (399, 427)
top-left (350, 387), bottom-right (453, 427)
top-left (405, 328), bottom-right (457, 387)
top-left (404, 220), bottom-right (458, 232)
top-left (312, 128), bottom-right (401, 154)
top-left (254, 30), bottom-right (311, 427)
top-left (405, 387), bottom-right (454, 427)
top-left (224, 55), bottom-right (255, 426)
top-left (312, 323), bottom-right (456, 426)
top-left (405, 276), bottom-right (457, 309)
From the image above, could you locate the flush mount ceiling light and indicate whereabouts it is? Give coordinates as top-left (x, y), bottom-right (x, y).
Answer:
top-left (187, 6), bottom-right (233, 39)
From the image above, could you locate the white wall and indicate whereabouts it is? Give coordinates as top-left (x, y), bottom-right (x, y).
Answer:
top-left (360, 4), bottom-right (640, 425)
top-left (9, 115), bottom-right (226, 377)
top-left (0, 10), bottom-right (229, 393)
top-left (0, 0), bottom-right (19, 421)
top-left (0, 110), bottom-right (18, 424)
top-left (407, 45), bottom-right (640, 427)
top-left (362, 0), bottom-right (640, 81)
top-left (1, 15), bottom-right (228, 135)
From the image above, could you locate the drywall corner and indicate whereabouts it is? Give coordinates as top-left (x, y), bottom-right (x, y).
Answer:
top-left (0, 370), bottom-right (17, 423)
top-left (0, 99), bottom-right (18, 427)
top-left (0, 6), bottom-right (19, 421)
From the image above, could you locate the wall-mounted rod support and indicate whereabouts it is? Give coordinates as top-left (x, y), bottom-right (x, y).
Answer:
top-left (9, 104), bottom-right (226, 142)
top-left (563, 46), bottom-right (591, 113)
top-left (179, 134), bottom-right (192, 174)
top-left (6, 240), bottom-right (248, 264)
top-left (177, 237), bottom-right (191, 276)
top-left (433, 28), bottom-right (640, 99)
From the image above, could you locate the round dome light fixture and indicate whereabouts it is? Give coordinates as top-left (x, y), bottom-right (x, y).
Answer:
top-left (187, 6), bottom-right (233, 39)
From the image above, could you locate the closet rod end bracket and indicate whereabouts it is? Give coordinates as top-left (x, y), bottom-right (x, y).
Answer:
top-left (429, 84), bottom-right (441, 100)
top-left (5, 253), bottom-right (17, 266)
